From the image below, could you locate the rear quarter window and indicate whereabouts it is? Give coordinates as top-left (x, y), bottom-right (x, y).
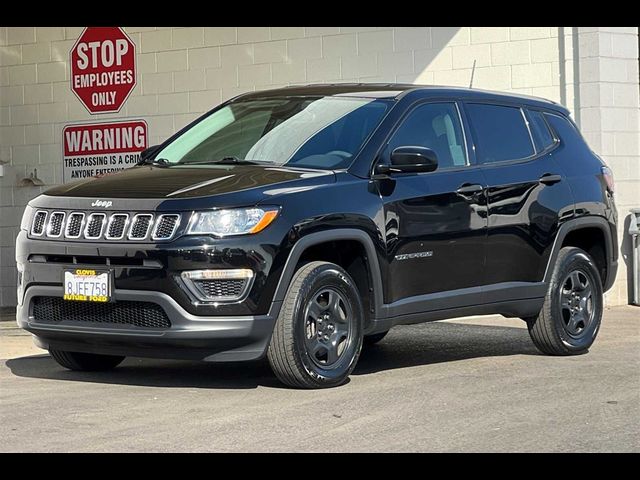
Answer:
top-left (544, 112), bottom-right (602, 176)
top-left (527, 110), bottom-right (556, 152)
top-left (544, 113), bottom-right (593, 155)
top-left (544, 113), bottom-right (584, 143)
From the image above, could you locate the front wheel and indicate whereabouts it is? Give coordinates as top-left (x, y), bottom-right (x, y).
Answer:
top-left (527, 247), bottom-right (603, 355)
top-left (49, 349), bottom-right (125, 371)
top-left (267, 261), bottom-right (364, 389)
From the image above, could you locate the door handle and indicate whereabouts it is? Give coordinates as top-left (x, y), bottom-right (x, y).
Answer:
top-left (539, 173), bottom-right (562, 185)
top-left (456, 183), bottom-right (484, 196)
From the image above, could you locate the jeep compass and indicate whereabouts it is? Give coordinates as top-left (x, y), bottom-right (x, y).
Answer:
top-left (16, 84), bottom-right (618, 388)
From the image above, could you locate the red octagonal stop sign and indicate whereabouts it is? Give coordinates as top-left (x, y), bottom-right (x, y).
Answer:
top-left (70, 27), bottom-right (137, 114)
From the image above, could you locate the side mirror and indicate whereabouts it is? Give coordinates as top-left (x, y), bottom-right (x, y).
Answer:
top-left (140, 144), bottom-right (161, 161)
top-left (374, 146), bottom-right (439, 176)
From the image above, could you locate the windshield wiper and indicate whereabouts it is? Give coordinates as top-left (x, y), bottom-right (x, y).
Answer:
top-left (183, 157), bottom-right (274, 166)
top-left (138, 157), bottom-right (171, 168)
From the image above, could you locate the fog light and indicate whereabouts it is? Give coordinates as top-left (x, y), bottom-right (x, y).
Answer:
top-left (180, 269), bottom-right (254, 303)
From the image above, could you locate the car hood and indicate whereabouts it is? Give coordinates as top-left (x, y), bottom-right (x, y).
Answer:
top-left (42, 164), bottom-right (336, 205)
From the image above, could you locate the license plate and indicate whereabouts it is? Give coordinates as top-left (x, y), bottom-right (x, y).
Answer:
top-left (63, 269), bottom-right (111, 302)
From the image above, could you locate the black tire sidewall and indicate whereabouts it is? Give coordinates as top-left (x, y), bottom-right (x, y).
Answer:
top-left (549, 249), bottom-right (603, 351)
top-left (292, 264), bottom-right (364, 386)
top-left (49, 349), bottom-right (124, 371)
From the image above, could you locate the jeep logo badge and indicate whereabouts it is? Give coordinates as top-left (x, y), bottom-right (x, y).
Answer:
top-left (91, 200), bottom-right (113, 208)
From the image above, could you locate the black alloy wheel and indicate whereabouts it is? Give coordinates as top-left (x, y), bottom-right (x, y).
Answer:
top-left (527, 247), bottom-right (603, 355)
top-left (268, 261), bottom-right (364, 388)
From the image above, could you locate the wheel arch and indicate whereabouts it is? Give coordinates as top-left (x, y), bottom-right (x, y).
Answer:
top-left (544, 216), bottom-right (616, 291)
top-left (271, 229), bottom-right (384, 328)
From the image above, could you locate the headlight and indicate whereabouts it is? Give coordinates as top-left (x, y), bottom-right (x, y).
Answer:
top-left (187, 207), bottom-right (279, 237)
top-left (20, 205), bottom-right (35, 232)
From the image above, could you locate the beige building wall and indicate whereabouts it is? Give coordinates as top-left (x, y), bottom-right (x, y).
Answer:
top-left (574, 27), bottom-right (640, 305)
top-left (1, 26), bottom-right (638, 307)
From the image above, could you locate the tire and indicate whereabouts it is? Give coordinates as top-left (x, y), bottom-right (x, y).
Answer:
top-left (49, 349), bottom-right (125, 371)
top-left (527, 247), bottom-right (603, 355)
top-left (364, 330), bottom-right (388, 346)
top-left (267, 261), bottom-right (364, 389)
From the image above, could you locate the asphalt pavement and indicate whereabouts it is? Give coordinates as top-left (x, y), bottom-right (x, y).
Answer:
top-left (1, 307), bottom-right (638, 452)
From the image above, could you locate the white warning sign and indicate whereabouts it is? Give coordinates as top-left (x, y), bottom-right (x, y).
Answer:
top-left (62, 119), bottom-right (148, 182)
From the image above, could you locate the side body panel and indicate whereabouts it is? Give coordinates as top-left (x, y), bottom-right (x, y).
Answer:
top-left (480, 153), bottom-right (575, 284)
top-left (543, 112), bottom-right (619, 289)
top-left (377, 168), bottom-right (488, 301)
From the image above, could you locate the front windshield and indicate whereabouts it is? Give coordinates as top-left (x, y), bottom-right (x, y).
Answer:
top-left (154, 95), bottom-right (390, 170)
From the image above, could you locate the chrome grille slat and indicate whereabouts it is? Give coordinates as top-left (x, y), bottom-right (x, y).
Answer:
top-left (32, 210), bottom-right (179, 242)
top-left (105, 214), bottom-right (129, 240)
top-left (152, 214), bottom-right (180, 240)
top-left (128, 214), bottom-right (154, 240)
top-left (46, 212), bottom-right (65, 238)
top-left (65, 213), bottom-right (85, 238)
top-left (31, 211), bottom-right (48, 236)
top-left (84, 213), bottom-right (106, 239)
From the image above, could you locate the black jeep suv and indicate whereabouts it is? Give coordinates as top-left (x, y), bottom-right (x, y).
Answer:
top-left (16, 84), bottom-right (618, 388)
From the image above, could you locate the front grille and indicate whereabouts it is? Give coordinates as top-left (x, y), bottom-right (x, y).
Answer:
top-left (84, 213), bottom-right (106, 239)
top-left (47, 212), bottom-right (65, 237)
top-left (30, 210), bottom-right (181, 242)
top-left (31, 211), bottom-right (47, 236)
top-left (129, 214), bottom-right (153, 239)
top-left (153, 214), bottom-right (180, 240)
top-left (106, 214), bottom-right (128, 240)
top-left (65, 213), bottom-right (84, 238)
top-left (194, 279), bottom-right (247, 299)
top-left (32, 296), bottom-right (171, 329)
top-left (28, 254), bottom-right (161, 267)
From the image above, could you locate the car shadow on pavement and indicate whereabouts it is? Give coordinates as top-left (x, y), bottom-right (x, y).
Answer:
top-left (5, 355), bottom-right (278, 389)
top-left (5, 321), bottom-right (540, 389)
top-left (354, 321), bottom-right (540, 375)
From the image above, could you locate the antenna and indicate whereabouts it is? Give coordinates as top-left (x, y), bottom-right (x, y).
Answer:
top-left (469, 59), bottom-right (476, 88)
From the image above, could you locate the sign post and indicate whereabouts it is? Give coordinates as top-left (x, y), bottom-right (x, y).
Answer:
top-left (70, 27), bottom-right (137, 114)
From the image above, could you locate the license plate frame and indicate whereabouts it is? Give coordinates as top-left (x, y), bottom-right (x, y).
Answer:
top-left (63, 268), bottom-right (112, 303)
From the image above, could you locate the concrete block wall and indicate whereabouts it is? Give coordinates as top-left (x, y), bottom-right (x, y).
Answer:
top-left (0, 26), bottom-right (638, 307)
top-left (576, 27), bottom-right (640, 305)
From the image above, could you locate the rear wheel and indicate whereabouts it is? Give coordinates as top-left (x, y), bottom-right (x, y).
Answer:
top-left (267, 261), bottom-right (364, 389)
top-left (49, 349), bottom-right (125, 371)
top-left (527, 247), bottom-right (603, 355)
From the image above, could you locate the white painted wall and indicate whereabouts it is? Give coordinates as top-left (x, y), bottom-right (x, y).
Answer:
top-left (0, 26), bottom-right (638, 307)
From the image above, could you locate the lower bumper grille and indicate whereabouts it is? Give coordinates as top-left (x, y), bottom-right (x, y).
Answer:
top-left (195, 279), bottom-right (247, 299)
top-left (32, 297), bottom-right (171, 329)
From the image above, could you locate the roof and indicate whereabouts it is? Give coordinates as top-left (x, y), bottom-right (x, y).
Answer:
top-left (238, 83), bottom-right (569, 114)
top-left (242, 83), bottom-right (416, 98)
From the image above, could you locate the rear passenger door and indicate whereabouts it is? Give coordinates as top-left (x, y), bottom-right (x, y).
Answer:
top-left (464, 103), bottom-right (575, 288)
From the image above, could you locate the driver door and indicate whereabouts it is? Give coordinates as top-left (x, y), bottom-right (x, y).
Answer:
top-left (376, 101), bottom-right (488, 306)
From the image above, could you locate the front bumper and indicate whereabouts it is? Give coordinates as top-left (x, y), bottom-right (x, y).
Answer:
top-left (15, 226), bottom-right (289, 317)
top-left (18, 285), bottom-right (279, 362)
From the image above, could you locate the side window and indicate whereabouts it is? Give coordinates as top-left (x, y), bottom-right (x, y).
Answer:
top-left (544, 112), bottom-right (590, 150)
top-left (466, 103), bottom-right (535, 164)
top-left (387, 103), bottom-right (467, 169)
top-left (527, 109), bottom-right (555, 152)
